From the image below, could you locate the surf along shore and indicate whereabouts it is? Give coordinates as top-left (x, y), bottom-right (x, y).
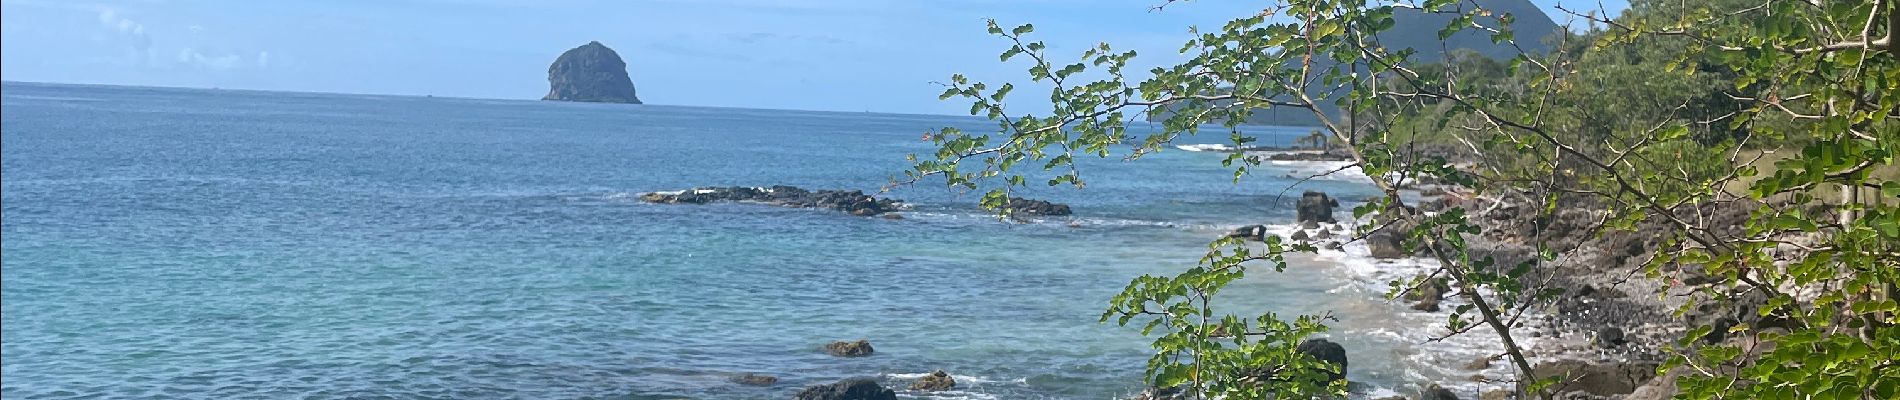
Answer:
top-left (1170, 143), bottom-right (1702, 400)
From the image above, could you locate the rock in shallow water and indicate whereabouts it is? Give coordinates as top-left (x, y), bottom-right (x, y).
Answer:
top-left (1297, 191), bottom-right (1339, 224)
top-left (824, 339), bottom-right (875, 357)
top-left (1368, 230), bottom-right (1407, 259)
top-left (1463, 356), bottom-right (1492, 370)
top-left (1595, 327), bottom-right (1626, 348)
top-left (1421, 383), bottom-right (1460, 400)
top-left (909, 370), bottom-right (955, 391)
top-left (1227, 225), bottom-right (1268, 241)
top-left (1295, 338), bottom-right (1349, 382)
top-left (640, 186), bottom-right (902, 216)
top-left (1003, 198), bottom-right (1073, 216)
top-left (730, 373), bottom-right (777, 386)
top-left (794, 378), bottom-right (897, 400)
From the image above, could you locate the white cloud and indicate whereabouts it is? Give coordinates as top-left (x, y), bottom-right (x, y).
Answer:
top-left (94, 6), bottom-right (153, 64)
top-left (177, 47), bottom-right (242, 70)
top-left (255, 51), bottom-right (270, 68)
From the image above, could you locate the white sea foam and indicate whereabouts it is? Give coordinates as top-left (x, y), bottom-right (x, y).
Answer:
top-left (1264, 159), bottom-right (1374, 184)
top-left (1175, 143), bottom-right (1239, 152)
top-left (897, 391), bottom-right (999, 400)
top-left (884, 372), bottom-right (1019, 385)
top-left (1292, 212), bottom-right (1547, 398)
top-left (882, 372), bottom-right (1016, 400)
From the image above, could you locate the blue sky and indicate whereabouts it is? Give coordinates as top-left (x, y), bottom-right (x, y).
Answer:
top-left (0, 0), bottom-right (1626, 115)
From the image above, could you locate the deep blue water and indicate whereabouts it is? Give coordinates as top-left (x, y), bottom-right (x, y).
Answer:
top-left (2, 82), bottom-right (1414, 399)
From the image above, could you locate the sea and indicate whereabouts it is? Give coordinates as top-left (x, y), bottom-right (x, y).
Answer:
top-left (1, 81), bottom-right (1523, 399)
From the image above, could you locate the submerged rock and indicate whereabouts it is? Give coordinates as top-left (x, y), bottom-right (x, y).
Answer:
top-left (1297, 191), bottom-right (1340, 224)
top-left (794, 378), bottom-right (897, 400)
top-left (640, 186), bottom-right (903, 216)
top-left (730, 373), bottom-right (778, 386)
top-left (824, 339), bottom-right (875, 357)
top-left (543, 41), bottom-right (642, 104)
top-left (909, 370), bottom-right (955, 391)
top-left (1296, 338), bottom-right (1349, 382)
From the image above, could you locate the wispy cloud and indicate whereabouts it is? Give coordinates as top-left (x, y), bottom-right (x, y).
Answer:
top-left (94, 6), bottom-right (154, 64)
top-left (96, 6), bottom-right (144, 35)
top-left (724, 32), bottom-right (855, 46)
top-left (645, 40), bottom-right (752, 63)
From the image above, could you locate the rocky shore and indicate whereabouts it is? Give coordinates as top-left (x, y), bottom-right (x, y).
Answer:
top-left (1318, 144), bottom-right (1765, 399)
top-left (1444, 192), bottom-right (1765, 400)
top-left (1215, 150), bottom-right (1736, 399)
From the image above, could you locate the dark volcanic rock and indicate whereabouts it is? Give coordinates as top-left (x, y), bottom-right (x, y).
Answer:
top-left (824, 339), bottom-right (875, 357)
top-left (730, 373), bottom-right (778, 386)
top-left (1595, 327), bottom-right (1626, 348)
top-left (1004, 198), bottom-right (1073, 216)
top-left (794, 378), bottom-right (897, 400)
top-left (543, 41), bottom-right (642, 104)
top-left (1297, 191), bottom-right (1340, 224)
top-left (1296, 338), bottom-right (1349, 382)
top-left (1421, 384), bottom-right (1460, 400)
top-left (908, 370), bottom-right (955, 391)
top-left (640, 186), bottom-right (902, 216)
top-left (1227, 225), bottom-right (1268, 241)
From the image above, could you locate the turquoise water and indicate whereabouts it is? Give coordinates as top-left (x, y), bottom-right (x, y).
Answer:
top-left (1, 82), bottom-right (1420, 399)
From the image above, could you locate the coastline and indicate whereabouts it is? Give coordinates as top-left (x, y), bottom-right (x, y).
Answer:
top-left (1221, 157), bottom-right (1660, 399)
top-left (1262, 152), bottom-right (1711, 399)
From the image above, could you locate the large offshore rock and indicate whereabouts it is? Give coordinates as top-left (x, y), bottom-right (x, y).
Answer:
top-left (543, 41), bottom-right (642, 104)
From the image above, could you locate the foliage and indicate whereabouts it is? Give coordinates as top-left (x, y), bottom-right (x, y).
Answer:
top-left (902, 0), bottom-right (1898, 398)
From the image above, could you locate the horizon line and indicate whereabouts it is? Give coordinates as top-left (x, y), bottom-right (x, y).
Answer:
top-left (0, 79), bottom-right (983, 120)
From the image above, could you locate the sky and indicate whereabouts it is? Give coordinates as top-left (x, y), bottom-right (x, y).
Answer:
top-left (0, 0), bottom-right (1627, 115)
